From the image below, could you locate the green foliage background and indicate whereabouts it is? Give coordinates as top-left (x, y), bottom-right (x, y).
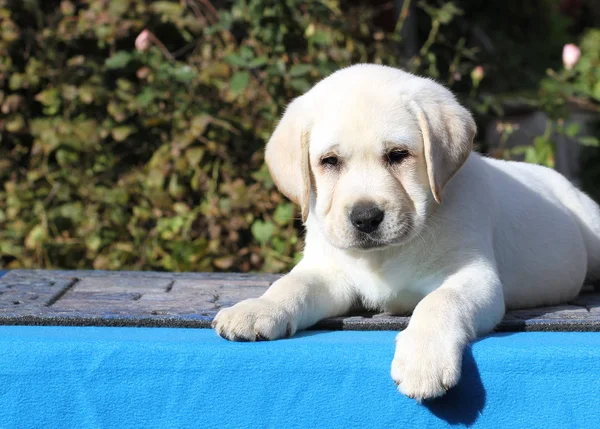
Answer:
top-left (0, 0), bottom-right (597, 272)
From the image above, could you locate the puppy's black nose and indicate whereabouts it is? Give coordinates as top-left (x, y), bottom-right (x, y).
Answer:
top-left (350, 203), bottom-right (384, 234)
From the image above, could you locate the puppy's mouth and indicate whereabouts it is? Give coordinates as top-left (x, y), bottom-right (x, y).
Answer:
top-left (350, 218), bottom-right (414, 251)
top-left (353, 235), bottom-right (390, 250)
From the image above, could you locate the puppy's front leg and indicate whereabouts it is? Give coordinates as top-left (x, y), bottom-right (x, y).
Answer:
top-left (391, 261), bottom-right (505, 400)
top-left (213, 266), bottom-right (353, 341)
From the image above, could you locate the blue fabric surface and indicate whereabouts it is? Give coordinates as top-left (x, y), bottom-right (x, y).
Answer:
top-left (0, 327), bottom-right (598, 429)
top-left (0, 270), bottom-right (6, 278)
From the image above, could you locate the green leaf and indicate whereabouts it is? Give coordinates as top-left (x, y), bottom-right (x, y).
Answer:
top-left (533, 135), bottom-right (552, 151)
top-left (109, 0), bottom-right (130, 16)
top-left (437, 3), bottom-right (463, 24)
top-left (108, 102), bottom-right (127, 122)
top-left (73, 119), bottom-right (100, 147)
top-left (5, 115), bottom-right (25, 133)
top-left (271, 236), bottom-right (288, 254)
top-left (86, 235), bottom-right (102, 252)
top-left (35, 89), bottom-right (60, 106)
top-left (9, 74), bottom-right (24, 90)
top-left (510, 146), bottom-right (528, 156)
top-left (112, 126), bottom-right (135, 142)
top-left (525, 146), bottom-right (538, 164)
top-left (224, 53), bottom-right (247, 67)
top-left (56, 148), bottom-right (79, 166)
top-left (229, 71), bottom-right (250, 94)
top-left (78, 86), bottom-right (96, 104)
top-left (579, 136), bottom-right (600, 147)
top-left (290, 78), bottom-right (311, 92)
top-left (293, 252), bottom-right (303, 265)
top-left (135, 88), bottom-right (155, 108)
top-left (251, 164), bottom-right (275, 187)
top-left (289, 64), bottom-right (312, 77)
top-left (239, 46), bottom-right (254, 59)
top-left (116, 79), bottom-right (133, 91)
top-left (593, 81), bottom-right (600, 101)
top-left (168, 174), bottom-right (185, 199)
top-left (251, 220), bottom-right (275, 244)
top-left (35, 89), bottom-right (61, 115)
top-left (186, 147), bottom-right (205, 166)
top-left (565, 123), bottom-right (580, 137)
top-left (173, 65), bottom-right (196, 82)
top-left (309, 31), bottom-right (330, 45)
top-left (190, 115), bottom-right (211, 137)
top-left (24, 224), bottom-right (46, 250)
top-left (151, 1), bottom-right (184, 16)
top-left (248, 56), bottom-right (268, 68)
top-left (274, 203), bottom-right (294, 225)
top-left (105, 51), bottom-right (132, 69)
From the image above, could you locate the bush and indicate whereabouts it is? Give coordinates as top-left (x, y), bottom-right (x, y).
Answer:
top-left (0, 0), bottom-right (593, 272)
top-left (0, 0), bottom-right (416, 272)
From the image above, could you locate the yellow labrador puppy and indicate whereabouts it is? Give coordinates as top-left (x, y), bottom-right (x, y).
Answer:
top-left (213, 64), bottom-right (600, 400)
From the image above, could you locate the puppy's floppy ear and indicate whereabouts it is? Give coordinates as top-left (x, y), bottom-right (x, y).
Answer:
top-left (265, 97), bottom-right (312, 222)
top-left (409, 88), bottom-right (476, 204)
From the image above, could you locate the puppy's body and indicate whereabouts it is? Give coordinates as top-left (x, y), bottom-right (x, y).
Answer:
top-left (213, 64), bottom-right (600, 400)
top-left (301, 153), bottom-right (597, 313)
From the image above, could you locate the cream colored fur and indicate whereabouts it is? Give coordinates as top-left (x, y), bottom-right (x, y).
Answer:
top-left (212, 64), bottom-right (600, 400)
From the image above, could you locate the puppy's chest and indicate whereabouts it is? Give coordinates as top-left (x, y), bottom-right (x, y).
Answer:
top-left (348, 260), bottom-right (443, 312)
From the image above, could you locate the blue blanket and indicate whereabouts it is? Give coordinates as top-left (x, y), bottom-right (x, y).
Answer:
top-left (0, 326), bottom-right (598, 428)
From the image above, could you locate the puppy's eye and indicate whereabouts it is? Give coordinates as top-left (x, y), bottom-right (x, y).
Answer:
top-left (386, 149), bottom-right (409, 164)
top-left (321, 156), bottom-right (339, 167)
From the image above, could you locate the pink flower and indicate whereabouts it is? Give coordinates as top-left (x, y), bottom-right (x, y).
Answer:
top-left (135, 30), bottom-right (152, 52)
top-left (562, 44), bottom-right (581, 70)
top-left (471, 66), bottom-right (484, 83)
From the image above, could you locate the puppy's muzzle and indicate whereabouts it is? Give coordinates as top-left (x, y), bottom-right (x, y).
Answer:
top-left (349, 202), bottom-right (384, 234)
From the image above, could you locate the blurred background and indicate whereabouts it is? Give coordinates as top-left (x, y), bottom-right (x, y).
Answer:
top-left (0, 0), bottom-right (599, 273)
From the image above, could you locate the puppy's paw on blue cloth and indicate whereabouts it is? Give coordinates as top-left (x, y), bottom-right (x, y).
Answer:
top-left (391, 327), bottom-right (463, 401)
top-left (213, 298), bottom-right (296, 341)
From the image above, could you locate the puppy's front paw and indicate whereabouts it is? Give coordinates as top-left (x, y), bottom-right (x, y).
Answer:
top-left (212, 298), bottom-right (296, 341)
top-left (391, 327), bottom-right (463, 401)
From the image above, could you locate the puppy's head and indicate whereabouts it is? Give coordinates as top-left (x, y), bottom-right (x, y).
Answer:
top-left (265, 64), bottom-right (476, 250)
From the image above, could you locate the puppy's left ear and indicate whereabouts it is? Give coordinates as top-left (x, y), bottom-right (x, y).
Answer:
top-left (409, 87), bottom-right (476, 204)
top-left (265, 96), bottom-right (312, 222)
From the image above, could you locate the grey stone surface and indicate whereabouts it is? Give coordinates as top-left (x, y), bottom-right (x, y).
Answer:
top-left (1, 269), bottom-right (600, 331)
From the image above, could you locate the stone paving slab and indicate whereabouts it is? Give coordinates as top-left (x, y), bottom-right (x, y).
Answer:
top-left (1, 269), bottom-right (599, 331)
